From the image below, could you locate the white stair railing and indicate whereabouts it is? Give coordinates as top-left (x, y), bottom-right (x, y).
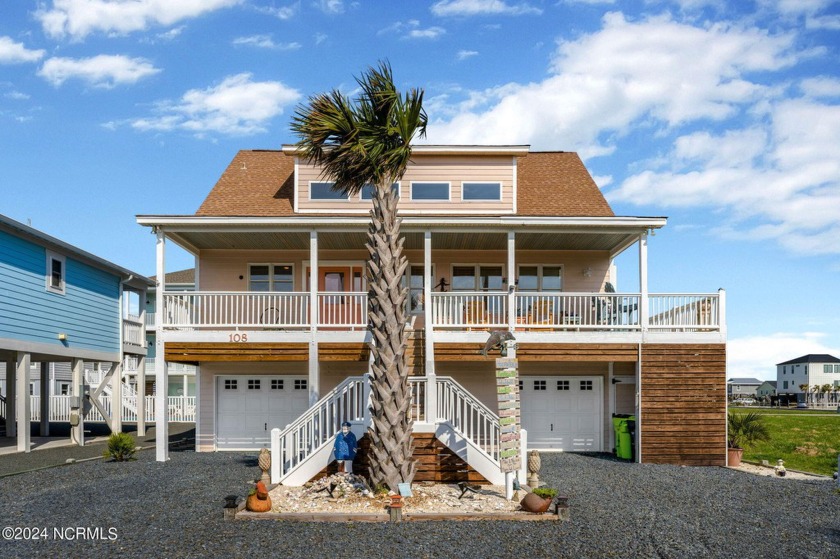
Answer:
top-left (435, 376), bottom-right (500, 463)
top-left (272, 376), bottom-right (367, 483)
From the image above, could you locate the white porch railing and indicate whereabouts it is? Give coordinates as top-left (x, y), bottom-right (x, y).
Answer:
top-left (163, 291), bottom-right (310, 329)
top-left (317, 292), bottom-right (367, 328)
top-left (648, 294), bottom-right (720, 330)
top-left (435, 376), bottom-right (500, 462)
top-left (123, 318), bottom-right (144, 347)
top-left (146, 359), bottom-right (197, 375)
top-left (272, 376), bottom-right (367, 483)
top-left (145, 312), bottom-right (156, 328)
top-left (430, 291), bottom-right (509, 329)
top-left (27, 395), bottom-right (195, 422)
top-left (513, 292), bottom-right (641, 329)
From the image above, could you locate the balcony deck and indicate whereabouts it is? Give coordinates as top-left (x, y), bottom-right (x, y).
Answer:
top-left (157, 290), bottom-right (725, 344)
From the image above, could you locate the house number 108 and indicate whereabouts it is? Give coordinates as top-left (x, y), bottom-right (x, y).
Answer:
top-left (229, 333), bottom-right (248, 342)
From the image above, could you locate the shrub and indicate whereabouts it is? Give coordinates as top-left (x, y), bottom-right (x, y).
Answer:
top-left (727, 411), bottom-right (770, 449)
top-left (532, 487), bottom-right (558, 499)
top-left (103, 432), bottom-right (137, 461)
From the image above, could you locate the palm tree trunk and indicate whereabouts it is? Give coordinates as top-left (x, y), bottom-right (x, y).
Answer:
top-left (365, 181), bottom-right (415, 491)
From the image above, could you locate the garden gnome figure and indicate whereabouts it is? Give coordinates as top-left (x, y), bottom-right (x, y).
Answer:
top-left (333, 421), bottom-right (357, 474)
top-left (775, 459), bottom-right (786, 477)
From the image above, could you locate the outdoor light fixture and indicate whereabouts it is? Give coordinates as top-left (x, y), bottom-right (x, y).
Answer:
top-left (58, 333), bottom-right (68, 341)
top-left (582, 267), bottom-right (593, 277)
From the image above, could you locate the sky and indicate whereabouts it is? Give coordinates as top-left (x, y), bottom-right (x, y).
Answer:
top-left (1, 0), bottom-right (839, 381)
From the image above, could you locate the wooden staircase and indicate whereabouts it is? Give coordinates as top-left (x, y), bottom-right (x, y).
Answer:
top-left (314, 432), bottom-right (488, 484)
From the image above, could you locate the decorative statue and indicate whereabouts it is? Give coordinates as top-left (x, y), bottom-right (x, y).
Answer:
top-left (527, 449), bottom-right (541, 487)
top-left (775, 459), bottom-right (786, 477)
top-left (246, 480), bottom-right (271, 513)
top-left (258, 447), bottom-right (271, 485)
top-left (481, 330), bottom-right (516, 357)
top-left (333, 421), bottom-right (358, 474)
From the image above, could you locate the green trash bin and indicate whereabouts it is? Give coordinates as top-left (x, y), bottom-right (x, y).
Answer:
top-left (612, 414), bottom-right (635, 460)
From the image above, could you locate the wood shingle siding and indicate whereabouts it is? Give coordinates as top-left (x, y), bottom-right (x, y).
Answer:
top-left (640, 344), bottom-right (727, 466)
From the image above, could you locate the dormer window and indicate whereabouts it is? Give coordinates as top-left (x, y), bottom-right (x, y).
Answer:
top-left (361, 183), bottom-right (400, 200)
top-left (46, 251), bottom-right (66, 295)
top-left (462, 182), bottom-right (501, 201)
top-left (310, 181), bottom-right (347, 200)
top-left (411, 182), bottom-right (450, 201)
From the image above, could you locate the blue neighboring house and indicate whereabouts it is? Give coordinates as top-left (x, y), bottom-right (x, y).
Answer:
top-left (0, 213), bottom-right (152, 452)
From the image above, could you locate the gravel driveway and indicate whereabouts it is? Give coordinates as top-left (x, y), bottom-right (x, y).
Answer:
top-left (0, 449), bottom-right (837, 558)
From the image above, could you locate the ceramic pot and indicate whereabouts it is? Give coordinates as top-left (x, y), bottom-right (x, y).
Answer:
top-left (728, 447), bottom-right (743, 467)
top-left (520, 492), bottom-right (552, 514)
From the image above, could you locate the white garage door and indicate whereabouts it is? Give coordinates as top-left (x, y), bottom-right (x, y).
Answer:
top-left (520, 376), bottom-right (603, 451)
top-left (216, 375), bottom-right (310, 450)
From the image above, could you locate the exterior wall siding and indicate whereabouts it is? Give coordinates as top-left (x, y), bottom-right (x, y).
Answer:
top-left (295, 155), bottom-right (516, 214)
top-left (639, 344), bottom-right (727, 466)
top-left (0, 230), bottom-right (120, 354)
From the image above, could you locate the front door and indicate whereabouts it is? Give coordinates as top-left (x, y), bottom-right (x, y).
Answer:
top-left (308, 266), bottom-right (365, 327)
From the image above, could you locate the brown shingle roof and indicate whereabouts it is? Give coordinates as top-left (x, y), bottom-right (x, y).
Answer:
top-left (196, 150), bottom-right (294, 216)
top-left (516, 152), bottom-right (613, 217)
top-left (195, 149), bottom-right (614, 217)
top-left (151, 268), bottom-right (195, 284)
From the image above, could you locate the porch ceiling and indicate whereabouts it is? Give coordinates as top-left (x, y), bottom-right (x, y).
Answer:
top-left (166, 229), bottom-right (638, 252)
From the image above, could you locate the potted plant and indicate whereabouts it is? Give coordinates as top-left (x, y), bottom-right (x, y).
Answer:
top-left (727, 411), bottom-right (770, 467)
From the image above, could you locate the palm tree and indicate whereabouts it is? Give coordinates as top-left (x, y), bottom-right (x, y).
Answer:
top-left (727, 411), bottom-right (770, 449)
top-left (291, 61), bottom-right (427, 492)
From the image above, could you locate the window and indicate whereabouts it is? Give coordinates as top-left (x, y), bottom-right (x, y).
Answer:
top-left (580, 380), bottom-right (593, 391)
top-left (404, 265), bottom-right (431, 314)
top-left (46, 251), bottom-right (66, 294)
top-left (533, 380), bottom-right (546, 391)
top-left (310, 181), bottom-right (347, 200)
top-left (462, 182), bottom-right (501, 201)
top-left (783, 381), bottom-right (788, 389)
top-left (361, 183), bottom-right (400, 200)
top-left (557, 380), bottom-right (569, 391)
top-left (224, 380), bottom-right (237, 390)
top-left (452, 265), bottom-right (504, 291)
top-left (518, 380), bottom-right (524, 391)
top-left (294, 379), bottom-right (307, 390)
top-left (59, 383), bottom-right (70, 395)
top-left (248, 379), bottom-right (261, 390)
top-left (249, 264), bottom-right (293, 292)
top-left (410, 182), bottom-right (449, 201)
top-left (825, 365), bottom-right (832, 373)
top-left (516, 265), bottom-right (563, 292)
top-left (271, 379), bottom-right (284, 390)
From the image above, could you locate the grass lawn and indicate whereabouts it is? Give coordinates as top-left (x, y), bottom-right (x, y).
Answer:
top-left (730, 407), bottom-right (840, 476)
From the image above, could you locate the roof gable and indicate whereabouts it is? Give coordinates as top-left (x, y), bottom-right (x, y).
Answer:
top-left (195, 149), bottom-right (614, 218)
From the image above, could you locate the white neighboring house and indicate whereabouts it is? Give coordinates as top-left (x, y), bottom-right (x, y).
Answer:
top-left (776, 354), bottom-right (840, 402)
top-left (139, 269), bottom-right (197, 399)
top-left (756, 380), bottom-right (776, 399)
top-left (727, 378), bottom-right (762, 400)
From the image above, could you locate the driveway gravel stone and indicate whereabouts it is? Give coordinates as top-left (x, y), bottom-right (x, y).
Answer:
top-left (0, 450), bottom-right (837, 558)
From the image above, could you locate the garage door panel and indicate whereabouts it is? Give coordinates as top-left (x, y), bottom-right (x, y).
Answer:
top-left (522, 376), bottom-right (602, 452)
top-left (216, 375), bottom-right (309, 450)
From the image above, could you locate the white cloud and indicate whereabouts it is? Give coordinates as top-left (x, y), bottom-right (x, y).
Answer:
top-left (128, 73), bottom-right (300, 136)
top-left (428, 13), bottom-right (797, 151)
top-left (36, 0), bottom-right (241, 40)
top-left (457, 50), bottom-right (479, 61)
top-left (316, 0), bottom-right (344, 14)
top-left (5, 90), bottom-right (30, 100)
top-left (431, 0), bottom-right (542, 16)
top-left (800, 76), bottom-right (840, 98)
top-left (380, 20), bottom-right (446, 40)
top-left (257, 2), bottom-right (299, 20)
top-left (728, 332), bottom-right (840, 381)
top-left (37, 55), bottom-right (161, 88)
top-left (232, 35), bottom-right (301, 50)
top-left (0, 36), bottom-right (46, 64)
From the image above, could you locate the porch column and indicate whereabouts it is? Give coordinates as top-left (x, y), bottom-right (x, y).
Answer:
top-left (423, 231), bottom-right (436, 421)
top-left (638, 232), bottom-right (649, 333)
top-left (39, 362), bottom-right (49, 436)
top-left (155, 228), bottom-right (169, 462)
top-left (507, 231), bottom-right (516, 331)
top-left (308, 231), bottom-right (319, 405)
top-left (5, 357), bottom-right (16, 438)
top-left (111, 360), bottom-right (123, 433)
top-left (16, 352), bottom-right (31, 452)
top-left (137, 355), bottom-right (146, 436)
top-left (71, 357), bottom-right (84, 446)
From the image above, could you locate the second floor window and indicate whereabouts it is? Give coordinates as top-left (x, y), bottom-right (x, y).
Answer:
top-left (361, 183), bottom-right (400, 200)
top-left (249, 264), bottom-right (293, 292)
top-left (452, 265), bottom-right (503, 291)
top-left (411, 182), bottom-right (450, 201)
top-left (462, 182), bottom-right (501, 201)
top-left (310, 181), bottom-right (346, 200)
top-left (46, 251), bottom-right (66, 294)
top-left (517, 265), bottom-right (563, 292)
